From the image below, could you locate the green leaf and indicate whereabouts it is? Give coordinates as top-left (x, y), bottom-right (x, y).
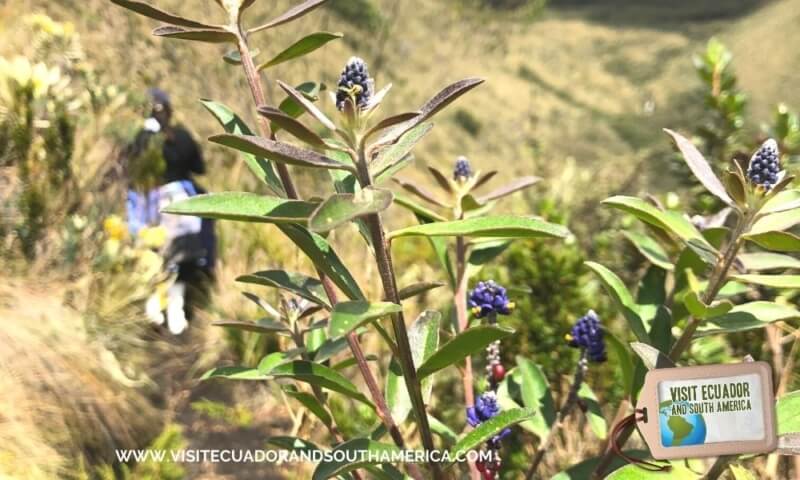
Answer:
top-left (394, 194), bottom-right (447, 222)
top-left (584, 262), bottom-right (649, 343)
top-left (311, 438), bottom-right (400, 480)
top-left (276, 80), bottom-right (336, 130)
top-left (738, 252), bottom-right (800, 271)
top-left (389, 215), bottom-right (569, 240)
top-left (222, 48), bottom-right (260, 65)
top-left (237, 270), bottom-right (330, 308)
top-left (605, 330), bottom-right (634, 396)
top-left (682, 291), bottom-right (733, 319)
top-left (744, 231), bottom-right (800, 252)
top-left (279, 225), bottom-right (365, 300)
top-left (312, 337), bottom-right (349, 363)
top-left (371, 123), bottom-right (433, 178)
top-left (577, 382), bottom-right (607, 439)
top-left (663, 129), bottom-right (733, 206)
top-left (162, 192), bottom-right (316, 223)
top-left (212, 318), bottom-right (289, 334)
top-left (392, 177), bottom-right (448, 207)
top-left (762, 189), bottom-right (800, 214)
top-left (728, 464), bottom-right (757, 480)
top-left (257, 106), bottom-right (326, 147)
top-left (516, 357), bottom-right (556, 439)
top-left (200, 100), bottom-right (284, 195)
top-left (777, 390), bottom-right (800, 435)
top-left (309, 188), bottom-right (394, 233)
top-left (416, 325), bottom-right (514, 379)
top-left (249, 0), bottom-right (328, 33)
top-left (258, 352), bottom-right (291, 373)
top-left (278, 82), bottom-right (323, 119)
top-left (110, 0), bottom-right (218, 28)
top-left (731, 274), bottom-right (800, 289)
top-left (751, 209), bottom-right (800, 234)
top-left (386, 311), bottom-right (440, 423)
top-left (328, 301), bottom-right (402, 338)
top-left (200, 366), bottom-right (269, 381)
top-left (605, 461), bottom-right (702, 479)
top-left (267, 360), bottom-right (372, 407)
top-left (623, 231), bottom-right (673, 270)
top-left (477, 176), bottom-right (540, 203)
top-left (210, 134), bottom-right (351, 171)
top-left (153, 25), bottom-right (235, 43)
top-left (629, 342), bottom-right (676, 370)
top-left (284, 389), bottom-right (332, 427)
top-left (397, 281), bottom-right (445, 301)
top-left (428, 414), bottom-right (458, 444)
top-left (258, 32), bottom-right (342, 70)
top-left (602, 196), bottom-right (709, 247)
top-left (449, 408), bottom-right (535, 460)
top-left (696, 301), bottom-right (800, 336)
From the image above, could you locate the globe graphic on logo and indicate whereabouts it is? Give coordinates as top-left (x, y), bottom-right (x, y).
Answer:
top-left (659, 401), bottom-right (707, 447)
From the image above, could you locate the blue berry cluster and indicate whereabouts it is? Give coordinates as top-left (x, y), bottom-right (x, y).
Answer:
top-left (453, 156), bottom-right (473, 181)
top-left (747, 139), bottom-right (780, 189)
top-left (466, 392), bottom-right (512, 444)
top-left (336, 57), bottom-right (372, 111)
top-left (566, 310), bottom-right (606, 363)
top-left (468, 281), bottom-right (514, 318)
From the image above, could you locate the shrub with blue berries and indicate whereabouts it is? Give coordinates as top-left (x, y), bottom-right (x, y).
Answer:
top-left (335, 56), bottom-right (373, 111)
top-left (468, 280), bottom-right (514, 319)
top-left (566, 310), bottom-right (606, 363)
top-left (746, 139), bottom-right (781, 189)
top-left (466, 391), bottom-right (511, 480)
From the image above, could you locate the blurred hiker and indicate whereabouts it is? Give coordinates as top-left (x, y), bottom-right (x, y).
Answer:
top-left (123, 88), bottom-right (216, 335)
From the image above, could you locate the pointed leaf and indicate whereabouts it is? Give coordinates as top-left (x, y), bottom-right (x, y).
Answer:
top-left (629, 342), bottom-right (676, 370)
top-left (386, 310), bottom-right (440, 423)
top-left (738, 252), bottom-right (800, 271)
top-left (212, 318), bottom-right (290, 334)
top-left (602, 196), bottom-right (709, 247)
top-left (584, 262), bottom-right (649, 343)
top-left (477, 176), bottom-right (540, 203)
top-left (267, 360), bottom-right (372, 406)
top-left (473, 170), bottom-right (498, 190)
top-left (428, 414), bottom-right (458, 444)
top-left (222, 48), bottom-right (260, 65)
top-left (762, 189), bottom-right (800, 214)
top-left (664, 128), bottom-right (733, 206)
top-left (162, 192), bottom-right (316, 223)
top-left (751, 209), bottom-right (800, 234)
top-left (744, 231), bottom-right (800, 252)
top-left (200, 366), bottom-right (270, 381)
top-left (277, 80), bottom-right (336, 130)
top-left (416, 325), bottom-right (514, 379)
top-left (200, 100), bottom-right (284, 195)
top-left (389, 215), bottom-right (569, 240)
top-left (309, 187), bottom-right (394, 233)
top-left (266, 436), bottom-right (321, 454)
top-left (371, 123), bottom-right (433, 179)
top-left (250, 0), bottom-right (328, 33)
top-left (257, 32), bottom-right (342, 70)
top-left (110, 0), bottom-right (218, 28)
top-left (623, 231), bottom-right (673, 270)
top-left (284, 389), bottom-right (332, 427)
top-left (237, 270), bottom-right (330, 308)
top-left (278, 82), bottom-right (323, 119)
top-left (153, 25), bottom-right (235, 43)
top-left (210, 134), bottom-right (350, 171)
top-left (682, 290), bottom-right (733, 320)
top-left (427, 166), bottom-right (453, 193)
top-left (394, 194), bottom-right (447, 222)
top-left (365, 111), bottom-right (421, 140)
top-left (605, 330), bottom-right (634, 395)
top-left (392, 177), bottom-right (447, 207)
top-left (311, 438), bottom-right (400, 480)
top-left (516, 357), bottom-right (556, 438)
top-left (279, 225), bottom-right (364, 300)
top-left (449, 408), bottom-right (535, 461)
top-left (397, 281), bottom-right (445, 301)
top-left (328, 301), bottom-right (402, 338)
top-left (257, 106), bottom-right (325, 147)
top-left (731, 274), bottom-right (800, 289)
top-left (697, 301), bottom-right (800, 336)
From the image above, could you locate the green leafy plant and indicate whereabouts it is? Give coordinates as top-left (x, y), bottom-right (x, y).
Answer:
top-left (110, 1), bottom-right (569, 478)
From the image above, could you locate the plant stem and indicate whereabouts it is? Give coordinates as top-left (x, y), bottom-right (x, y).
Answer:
top-left (355, 146), bottom-right (441, 478)
top-left (234, 28), bottom-right (422, 480)
top-left (456, 235), bottom-right (480, 480)
top-left (526, 352), bottom-right (588, 480)
top-left (593, 210), bottom-right (755, 478)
